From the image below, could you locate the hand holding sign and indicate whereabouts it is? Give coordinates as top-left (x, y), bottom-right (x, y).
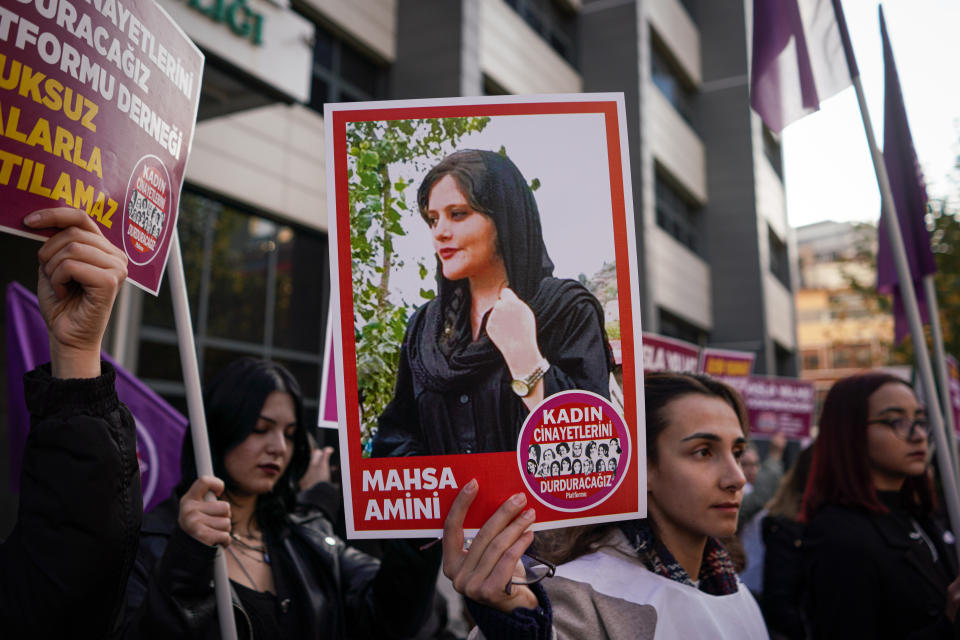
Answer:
top-left (442, 480), bottom-right (539, 614)
top-left (27, 207), bottom-right (127, 379)
top-left (178, 475), bottom-right (232, 548)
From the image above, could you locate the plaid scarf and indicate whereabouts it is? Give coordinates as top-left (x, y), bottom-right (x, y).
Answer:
top-left (618, 519), bottom-right (740, 596)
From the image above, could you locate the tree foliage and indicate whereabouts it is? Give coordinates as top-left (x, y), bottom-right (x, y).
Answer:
top-left (844, 189), bottom-right (960, 366)
top-left (346, 117), bottom-right (490, 454)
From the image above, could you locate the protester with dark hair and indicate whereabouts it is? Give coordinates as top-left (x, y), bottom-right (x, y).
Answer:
top-left (443, 372), bottom-right (767, 639)
top-left (739, 433), bottom-right (786, 527)
top-left (122, 358), bottom-right (441, 638)
top-left (801, 372), bottom-right (960, 639)
top-left (1, 208), bottom-right (140, 637)
top-left (759, 446), bottom-right (814, 640)
top-left (372, 149), bottom-right (613, 457)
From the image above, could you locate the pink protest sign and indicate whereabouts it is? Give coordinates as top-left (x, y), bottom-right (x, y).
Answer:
top-left (699, 347), bottom-right (755, 378)
top-left (0, 0), bottom-right (203, 294)
top-left (641, 332), bottom-right (700, 373)
top-left (731, 376), bottom-right (816, 440)
top-left (947, 355), bottom-right (960, 437)
top-left (318, 313), bottom-right (338, 430)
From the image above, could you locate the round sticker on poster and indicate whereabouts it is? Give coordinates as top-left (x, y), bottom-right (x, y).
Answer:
top-left (122, 155), bottom-right (172, 266)
top-left (517, 390), bottom-right (630, 512)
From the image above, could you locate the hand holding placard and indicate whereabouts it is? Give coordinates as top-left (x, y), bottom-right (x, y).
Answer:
top-left (27, 206), bottom-right (127, 379)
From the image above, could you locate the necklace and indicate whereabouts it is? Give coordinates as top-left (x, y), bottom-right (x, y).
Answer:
top-left (226, 545), bottom-right (260, 591)
top-left (230, 532), bottom-right (271, 564)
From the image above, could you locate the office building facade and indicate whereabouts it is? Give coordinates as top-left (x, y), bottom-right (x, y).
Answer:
top-left (0, 0), bottom-right (798, 529)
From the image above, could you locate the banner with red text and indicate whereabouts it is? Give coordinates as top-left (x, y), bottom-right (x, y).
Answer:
top-left (0, 0), bottom-right (203, 294)
top-left (325, 94), bottom-right (645, 538)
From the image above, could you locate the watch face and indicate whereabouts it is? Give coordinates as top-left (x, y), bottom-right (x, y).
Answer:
top-left (511, 379), bottom-right (529, 397)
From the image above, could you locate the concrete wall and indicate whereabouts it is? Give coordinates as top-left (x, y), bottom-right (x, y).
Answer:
top-left (480, 0), bottom-right (581, 94)
top-left (648, 0), bottom-right (701, 84)
top-left (650, 227), bottom-right (712, 329)
top-left (579, 0), bottom-right (651, 328)
top-left (696, 0), bottom-right (769, 367)
top-left (187, 104), bottom-right (327, 232)
top-left (299, 0), bottom-right (397, 61)
top-left (649, 87), bottom-right (707, 203)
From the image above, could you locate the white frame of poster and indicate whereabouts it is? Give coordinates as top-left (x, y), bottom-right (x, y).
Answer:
top-left (325, 93), bottom-right (646, 538)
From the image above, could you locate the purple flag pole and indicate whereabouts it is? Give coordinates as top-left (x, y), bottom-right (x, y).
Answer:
top-left (878, 7), bottom-right (958, 472)
top-left (167, 231), bottom-right (238, 640)
top-left (829, 0), bottom-right (960, 555)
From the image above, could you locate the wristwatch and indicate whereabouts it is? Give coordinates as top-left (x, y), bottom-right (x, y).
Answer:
top-left (511, 360), bottom-right (550, 397)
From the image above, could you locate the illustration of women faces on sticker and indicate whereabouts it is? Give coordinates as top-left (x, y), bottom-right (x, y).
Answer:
top-left (372, 149), bottom-right (615, 457)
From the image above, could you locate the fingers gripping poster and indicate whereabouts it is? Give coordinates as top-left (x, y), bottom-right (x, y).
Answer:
top-left (0, 0), bottom-right (203, 294)
top-left (325, 94), bottom-right (646, 538)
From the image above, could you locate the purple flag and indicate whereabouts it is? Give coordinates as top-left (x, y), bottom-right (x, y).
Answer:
top-left (875, 8), bottom-right (936, 344)
top-left (5, 282), bottom-right (186, 511)
top-left (750, 0), bottom-right (851, 133)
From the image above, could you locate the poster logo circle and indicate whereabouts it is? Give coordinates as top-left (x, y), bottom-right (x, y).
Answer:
top-left (517, 390), bottom-right (630, 512)
top-left (122, 155), bottom-right (172, 266)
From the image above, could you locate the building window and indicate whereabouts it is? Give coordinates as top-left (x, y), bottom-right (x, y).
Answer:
top-left (503, 0), bottom-right (577, 67)
top-left (658, 308), bottom-right (708, 346)
top-left (651, 38), bottom-right (697, 129)
top-left (769, 226), bottom-right (791, 288)
top-left (307, 23), bottom-right (385, 111)
top-left (831, 344), bottom-right (871, 369)
top-left (762, 125), bottom-right (783, 179)
top-left (774, 342), bottom-right (794, 376)
top-left (655, 172), bottom-right (700, 254)
top-left (801, 349), bottom-right (820, 370)
top-left (137, 189), bottom-right (329, 426)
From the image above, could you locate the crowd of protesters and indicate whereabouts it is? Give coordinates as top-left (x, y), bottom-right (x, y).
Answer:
top-left (4, 207), bottom-right (960, 638)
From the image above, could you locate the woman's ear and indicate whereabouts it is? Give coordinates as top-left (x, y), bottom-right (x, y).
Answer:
top-left (647, 460), bottom-right (658, 495)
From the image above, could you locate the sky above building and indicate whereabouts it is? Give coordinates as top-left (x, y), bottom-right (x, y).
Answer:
top-left (783, 0), bottom-right (960, 229)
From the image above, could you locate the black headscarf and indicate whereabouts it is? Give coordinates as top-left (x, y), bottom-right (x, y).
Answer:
top-left (406, 149), bottom-right (611, 392)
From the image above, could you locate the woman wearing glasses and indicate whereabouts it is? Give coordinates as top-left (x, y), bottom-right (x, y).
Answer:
top-left (442, 373), bottom-right (768, 639)
top-left (800, 372), bottom-right (960, 639)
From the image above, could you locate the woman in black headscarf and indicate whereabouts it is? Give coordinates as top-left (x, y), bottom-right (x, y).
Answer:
top-left (371, 149), bottom-right (613, 457)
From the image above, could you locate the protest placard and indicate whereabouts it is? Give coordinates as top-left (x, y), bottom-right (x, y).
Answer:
top-left (699, 347), bottom-right (755, 378)
top-left (0, 0), bottom-right (203, 294)
top-left (641, 332), bottom-right (700, 373)
top-left (325, 94), bottom-right (645, 538)
top-left (318, 305), bottom-right (338, 430)
top-left (948, 355), bottom-right (960, 437)
top-left (727, 375), bottom-right (816, 440)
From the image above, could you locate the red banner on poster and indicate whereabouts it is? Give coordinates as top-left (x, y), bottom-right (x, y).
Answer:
top-left (0, 0), bottom-right (203, 294)
top-left (641, 332), bottom-right (699, 374)
top-left (325, 94), bottom-right (645, 538)
top-left (699, 347), bottom-right (755, 378)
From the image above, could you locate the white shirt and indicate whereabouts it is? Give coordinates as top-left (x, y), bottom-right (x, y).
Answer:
top-left (556, 545), bottom-right (769, 640)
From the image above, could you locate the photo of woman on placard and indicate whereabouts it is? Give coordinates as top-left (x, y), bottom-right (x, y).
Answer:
top-left (371, 149), bottom-right (613, 457)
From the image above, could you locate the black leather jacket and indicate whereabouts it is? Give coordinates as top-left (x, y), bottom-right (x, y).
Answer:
top-left (121, 486), bottom-right (440, 639)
